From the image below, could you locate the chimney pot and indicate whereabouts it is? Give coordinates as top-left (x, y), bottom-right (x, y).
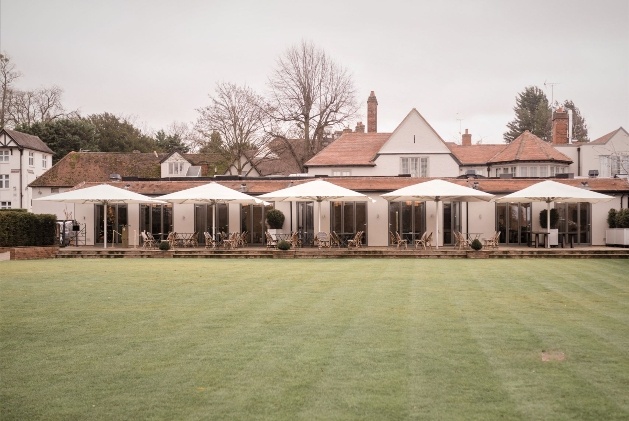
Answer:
top-left (367, 91), bottom-right (378, 133)
top-left (355, 121), bottom-right (365, 133)
top-left (552, 107), bottom-right (569, 144)
top-left (461, 129), bottom-right (472, 146)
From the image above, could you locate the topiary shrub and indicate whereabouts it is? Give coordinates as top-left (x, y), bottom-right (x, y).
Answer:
top-left (608, 208), bottom-right (617, 228)
top-left (540, 208), bottom-right (559, 229)
top-left (266, 209), bottom-right (285, 229)
top-left (277, 240), bottom-right (291, 250)
top-left (159, 240), bottom-right (171, 251)
top-left (616, 209), bottom-right (629, 228)
top-left (470, 238), bottom-right (483, 251)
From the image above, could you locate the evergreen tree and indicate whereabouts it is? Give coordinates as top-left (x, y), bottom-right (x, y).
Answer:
top-left (504, 86), bottom-right (552, 143)
top-left (562, 100), bottom-right (589, 142)
top-left (16, 118), bottom-right (99, 163)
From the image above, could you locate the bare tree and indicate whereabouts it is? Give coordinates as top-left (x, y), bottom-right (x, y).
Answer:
top-left (8, 86), bottom-right (71, 126)
top-left (195, 82), bottom-right (270, 175)
top-left (266, 41), bottom-right (360, 171)
top-left (0, 52), bottom-right (21, 128)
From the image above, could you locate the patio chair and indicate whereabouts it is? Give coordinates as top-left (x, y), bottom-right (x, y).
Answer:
top-left (483, 231), bottom-right (500, 248)
top-left (395, 232), bottom-right (408, 249)
top-left (265, 231), bottom-right (278, 249)
top-left (415, 231), bottom-right (433, 250)
top-left (414, 231), bottom-right (428, 249)
top-left (330, 231), bottom-right (342, 248)
top-left (237, 231), bottom-right (248, 248)
top-left (141, 231), bottom-right (157, 249)
top-left (222, 232), bottom-right (238, 249)
top-left (203, 232), bottom-right (217, 249)
top-left (316, 232), bottom-right (331, 249)
top-left (290, 231), bottom-right (302, 248)
top-left (186, 231), bottom-right (199, 247)
top-left (166, 231), bottom-right (178, 249)
top-left (454, 231), bottom-right (470, 250)
top-left (347, 231), bottom-right (364, 248)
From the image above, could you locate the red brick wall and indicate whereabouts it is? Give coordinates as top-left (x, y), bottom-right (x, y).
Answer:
top-left (0, 246), bottom-right (59, 260)
top-left (367, 91), bottom-right (378, 133)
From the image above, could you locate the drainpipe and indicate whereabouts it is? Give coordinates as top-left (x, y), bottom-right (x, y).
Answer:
top-left (19, 149), bottom-right (23, 209)
top-left (577, 147), bottom-right (581, 177)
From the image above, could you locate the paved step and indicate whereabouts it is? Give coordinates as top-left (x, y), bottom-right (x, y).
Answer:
top-left (55, 247), bottom-right (629, 259)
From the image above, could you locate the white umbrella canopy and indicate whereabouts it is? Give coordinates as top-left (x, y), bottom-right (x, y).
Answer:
top-left (258, 179), bottom-right (372, 232)
top-left (155, 182), bottom-right (265, 236)
top-left (495, 180), bottom-right (614, 248)
top-left (381, 179), bottom-right (495, 248)
top-left (34, 184), bottom-right (166, 248)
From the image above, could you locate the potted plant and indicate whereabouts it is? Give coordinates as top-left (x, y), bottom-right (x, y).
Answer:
top-left (539, 208), bottom-right (559, 247)
top-left (265, 209), bottom-right (285, 240)
top-left (277, 240), bottom-right (291, 250)
top-left (467, 238), bottom-right (489, 258)
top-left (159, 240), bottom-right (171, 251)
top-left (606, 208), bottom-right (629, 246)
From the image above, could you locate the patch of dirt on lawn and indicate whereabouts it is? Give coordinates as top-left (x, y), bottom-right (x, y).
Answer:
top-left (541, 350), bottom-right (566, 362)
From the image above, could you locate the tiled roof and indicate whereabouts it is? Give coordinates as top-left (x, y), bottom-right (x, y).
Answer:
top-left (77, 176), bottom-right (629, 197)
top-left (1, 129), bottom-right (54, 154)
top-left (304, 132), bottom-right (391, 167)
top-left (448, 144), bottom-right (505, 165)
top-left (29, 151), bottom-right (223, 188)
top-left (488, 131), bottom-right (572, 164)
top-left (589, 127), bottom-right (628, 145)
top-left (248, 138), bottom-right (306, 176)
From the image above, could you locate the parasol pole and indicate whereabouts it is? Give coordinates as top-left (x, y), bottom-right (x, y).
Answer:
top-left (212, 202), bottom-right (217, 239)
top-left (546, 200), bottom-right (551, 249)
top-left (103, 203), bottom-right (107, 249)
top-left (435, 198), bottom-right (440, 249)
top-left (317, 200), bottom-right (322, 233)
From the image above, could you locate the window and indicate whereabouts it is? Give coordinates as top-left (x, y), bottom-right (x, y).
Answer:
top-left (540, 166), bottom-right (548, 177)
top-left (400, 157), bottom-right (428, 177)
top-left (550, 166), bottom-right (556, 177)
top-left (520, 166), bottom-right (528, 177)
top-left (42, 155), bottom-right (48, 168)
top-left (0, 201), bottom-right (11, 209)
top-left (602, 154), bottom-right (629, 177)
top-left (29, 152), bottom-right (34, 166)
top-left (169, 162), bottom-right (184, 175)
top-left (529, 166), bottom-right (537, 177)
top-left (0, 174), bottom-right (9, 189)
top-left (332, 170), bottom-right (351, 177)
top-left (0, 150), bottom-right (8, 162)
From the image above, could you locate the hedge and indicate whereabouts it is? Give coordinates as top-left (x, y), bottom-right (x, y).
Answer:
top-left (0, 210), bottom-right (57, 247)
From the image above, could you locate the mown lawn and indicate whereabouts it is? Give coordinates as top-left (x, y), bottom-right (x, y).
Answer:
top-left (1, 259), bottom-right (628, 420)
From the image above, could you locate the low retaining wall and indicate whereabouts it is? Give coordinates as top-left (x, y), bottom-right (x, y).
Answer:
top-left (0, 246), bottom-right (59, 261)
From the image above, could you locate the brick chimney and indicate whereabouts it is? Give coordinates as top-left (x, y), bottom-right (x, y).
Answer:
top-left (461, 129), bottom-right (472, 146)
top-left (367, 91), bottom-right (378, 133)
top-left (355, 121), bottom-right (365, 133)
top-left (552, 107), bottom-right (569, 144)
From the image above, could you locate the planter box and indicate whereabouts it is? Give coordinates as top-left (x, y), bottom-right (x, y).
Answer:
top-left (467, 250), bottom-right (490, 259)
top-left (606, 228), bottom-right (629, 246)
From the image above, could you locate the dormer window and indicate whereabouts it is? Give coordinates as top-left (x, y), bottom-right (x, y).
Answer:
top-left (169, 162), bottom-right (184, 175)
top-left (400, 157), bottom-right (428, 177)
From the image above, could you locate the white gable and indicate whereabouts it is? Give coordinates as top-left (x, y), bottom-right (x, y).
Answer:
top-left (378, 109), bottom-right (452, 154)
top-left (0, 133), bottom-right (20, 148)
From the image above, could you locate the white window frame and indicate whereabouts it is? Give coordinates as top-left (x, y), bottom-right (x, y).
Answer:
top-left (0, 150), bottom-right (9, 163)
top-left (0, 174), bottom-right (9, 189)
top-left (529, 166), bottom-right (537, 177)
top-left (540, 166), bottom-right (548, 178)
top-left (29, 152), bottom-right (34, 166)
top-left (401, 157), bottom-right (428, 177)
top-left (168, 162), bottom-right (184, 175)
top-left (332, 169), bottom-right (351, 177)
top-left (41, 155), bottom-right (48, 169)
top-left (0, 201), bottom-right (10, 209)
top-left (520, 166), bottom-right (528, 177)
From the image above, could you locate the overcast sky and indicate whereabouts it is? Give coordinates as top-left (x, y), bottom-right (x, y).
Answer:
top-left (1, 0), bottom-right (628, 144)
